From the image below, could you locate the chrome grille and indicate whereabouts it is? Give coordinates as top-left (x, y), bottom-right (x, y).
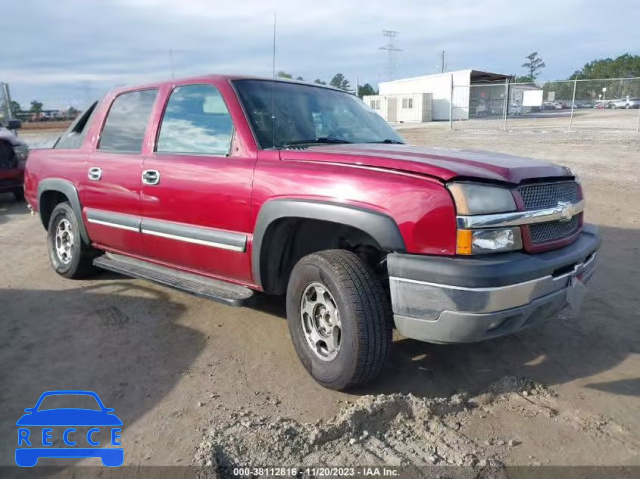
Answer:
top-left (529, 214), bottom-right (581, 244)
top-left (518, 181), bottom-right (580, 211)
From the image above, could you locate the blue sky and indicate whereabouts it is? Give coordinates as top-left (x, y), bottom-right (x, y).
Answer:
top-left (3, 0), bottom-right (639, 109)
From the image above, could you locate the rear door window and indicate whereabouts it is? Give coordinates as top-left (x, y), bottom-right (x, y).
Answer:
top-left (98, 89), bottom-right (158, 153)
top-left (156, 84), bottom-right (233, 156)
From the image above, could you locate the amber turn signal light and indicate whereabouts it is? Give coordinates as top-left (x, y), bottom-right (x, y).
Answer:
top-left (456, 230), bottom-right (473, 255)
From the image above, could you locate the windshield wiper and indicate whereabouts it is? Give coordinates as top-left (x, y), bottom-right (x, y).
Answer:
top-left (282, 137), bottom-right (352, 148)
top-left (366, 139), bottom-right (405, 144)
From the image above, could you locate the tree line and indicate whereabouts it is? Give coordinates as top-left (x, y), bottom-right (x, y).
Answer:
top-left (275, 71), bottom-right (377, 98)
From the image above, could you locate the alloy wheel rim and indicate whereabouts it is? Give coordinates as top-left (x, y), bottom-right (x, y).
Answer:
top-left (55, 219), bottom-right (74, 265)
top-left (300, 282), bottom-right (342, 361)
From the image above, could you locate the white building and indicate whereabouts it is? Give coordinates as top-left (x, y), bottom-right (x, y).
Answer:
top-left (364, 70), bottom-right (512, 122)
top-left (366, 93), bottom-right (433, 123)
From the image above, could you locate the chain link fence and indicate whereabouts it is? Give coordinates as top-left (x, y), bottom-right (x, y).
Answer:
top-left (5, 77), bottom-right (640, 133)
top-left (451, 77), bottom-right (640, 132)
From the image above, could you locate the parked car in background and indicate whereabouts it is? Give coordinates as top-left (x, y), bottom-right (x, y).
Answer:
top-left (24, 74), bottom-right (600, 390)
top-left (543, 101), bottom-right (563, 110)
top-left (508, 103), bottom-right (522, 115)
top-left (0, 121), bottom-right (29, 201)
top-left (612, 98), bottom-right (640, 109)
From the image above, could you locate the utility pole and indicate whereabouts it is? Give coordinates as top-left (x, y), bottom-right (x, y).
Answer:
top-left (1, 83), bottom-right (13, 120)
top-left (379, 30), bottom-right (401, 81)
top-left (441, 50), bottom-right (445, 73)
top-left (272, 13), bottom-right (277, 79)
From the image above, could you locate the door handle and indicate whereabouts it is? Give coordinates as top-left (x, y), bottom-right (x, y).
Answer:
top-left (88, 167), bottom-right (102, 181)
top-left (142, 169), bottom-right (160, 185)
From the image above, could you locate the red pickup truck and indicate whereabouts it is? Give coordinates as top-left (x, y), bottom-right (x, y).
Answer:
top-left (24, 75), bottom-right (600, 390)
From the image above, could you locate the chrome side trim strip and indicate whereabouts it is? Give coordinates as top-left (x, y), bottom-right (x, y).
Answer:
top-left (86, 208), bottom-right (141, 232)
top-left (140, 228), bottom-right (245, 252)
top-left (457, 199), bottom-right (585, 229)
top-left (87, 218), bottom-right (140, 232)
top-left (85, 208), bottom-right (247, 253)
top-left (140, 218), bottom-right (247, 252)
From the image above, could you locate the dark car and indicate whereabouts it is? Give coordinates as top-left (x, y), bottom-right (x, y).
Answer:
top-left (0, 121), bottom-right (29, 201)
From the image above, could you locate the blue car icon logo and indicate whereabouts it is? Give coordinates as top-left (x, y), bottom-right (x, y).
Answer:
top-left (16, 390), bottom-right (123, 467)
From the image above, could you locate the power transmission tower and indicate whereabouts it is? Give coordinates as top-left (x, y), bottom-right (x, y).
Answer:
top-left (379, 30), bottom-right (401, 81)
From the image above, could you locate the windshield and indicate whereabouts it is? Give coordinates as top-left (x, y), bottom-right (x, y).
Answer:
top-left (233, 80), bottom-right (405, 149)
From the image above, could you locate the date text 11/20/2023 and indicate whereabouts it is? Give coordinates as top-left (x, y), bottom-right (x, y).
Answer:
top-left (232, 468), bottom-right (399, 476)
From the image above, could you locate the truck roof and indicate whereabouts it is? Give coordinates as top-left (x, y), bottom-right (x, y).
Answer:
top-left (108, 74), bottom-right (343, 96)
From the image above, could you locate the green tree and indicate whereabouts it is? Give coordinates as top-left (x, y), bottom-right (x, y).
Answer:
top-left (522, 52), bottom-right (546, 80)
top-left (30, 100), bottom-right (43, 115)
top-left (295, 76), bottom-right (304, 81)
top-left (276, 71), bottom-right (292, 79)
top-left (572, 53), bottom-right (640, 79)
top-left (10, 101), bottom-right (21, 116)
top-left (313, 79), bottom-right (326, 85)
top-left (329, 73), bottom-right (350, 91)
top-left (357, 83), bottom-right (377, 99)
top-left (514, 75), bottom-right (535, 84)
top-left (67, 106), bottom-right (80, 118)
top-left (549, 54), bottom-right (640, 102)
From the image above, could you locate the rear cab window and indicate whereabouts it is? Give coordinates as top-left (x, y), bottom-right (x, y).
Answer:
top-left (54, 101), bottom-right (99, 149)
top-left (98, 89), bottom-right (158, 153)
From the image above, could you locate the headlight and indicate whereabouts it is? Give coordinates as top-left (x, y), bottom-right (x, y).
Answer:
top-left (447, 183), bottom-right (516, 215)
top-left (14, 144), bottom-right (29, 162)
top-left (457, 227), bottom-right (522, 255)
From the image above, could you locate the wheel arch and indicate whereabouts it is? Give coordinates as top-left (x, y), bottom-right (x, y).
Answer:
top-left (37, 178), bottom-right (90, 244)
top-left (252, 199), bottom-right (406, 292)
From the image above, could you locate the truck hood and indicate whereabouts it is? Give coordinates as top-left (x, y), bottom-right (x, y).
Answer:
top-left (279, 144), bottom-right (571, 184)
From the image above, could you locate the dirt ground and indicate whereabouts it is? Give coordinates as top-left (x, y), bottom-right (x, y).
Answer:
top-left (1, 123), bottom-right (639, 473)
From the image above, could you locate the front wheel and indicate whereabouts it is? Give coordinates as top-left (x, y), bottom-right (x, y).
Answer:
top-left (47, 202), bottom-right (99, 279)
top-left (286, 250), bottom-right (392, 390)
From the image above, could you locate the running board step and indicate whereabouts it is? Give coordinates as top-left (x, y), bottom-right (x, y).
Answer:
top-left (93, 253), bottom-right (254, 306)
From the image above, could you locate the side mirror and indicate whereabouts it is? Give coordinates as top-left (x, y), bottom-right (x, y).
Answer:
top-left (24, 408), bottom-right (33, 413)
top-left (7, 120), bottom-right (22, 130)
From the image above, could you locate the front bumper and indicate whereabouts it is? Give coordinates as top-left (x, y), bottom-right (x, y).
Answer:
top-left (388, 224), bottom-right (600, 343)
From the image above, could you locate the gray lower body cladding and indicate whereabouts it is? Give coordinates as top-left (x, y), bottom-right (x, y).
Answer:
top-left (387, 225), bottom-right (600, 343)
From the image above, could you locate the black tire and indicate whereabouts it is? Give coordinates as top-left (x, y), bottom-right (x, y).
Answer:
top-left (12, 188), bottom-right (25, 202)
top-left (47, 202), bottom-right (98, 279)
top-left (286, 249), bottom-right (392, 390)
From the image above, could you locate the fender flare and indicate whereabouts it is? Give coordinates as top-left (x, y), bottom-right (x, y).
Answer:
top-left (251, 199), bottom-right (406, 289)
top-left (37, 178), bottom-right (90, 244)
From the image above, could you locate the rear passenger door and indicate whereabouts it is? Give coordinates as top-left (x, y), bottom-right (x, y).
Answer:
top-left (140, 83), bottom-right (256, 283)
top-left (80, 89), bottom-right (158, 256)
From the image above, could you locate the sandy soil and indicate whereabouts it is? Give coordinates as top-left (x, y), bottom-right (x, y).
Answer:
top-left (1, 125), bottom-right (639, 473)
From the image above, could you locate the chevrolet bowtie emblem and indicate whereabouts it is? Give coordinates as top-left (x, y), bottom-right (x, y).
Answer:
top-left (557, 201), bottom-right (575, 222)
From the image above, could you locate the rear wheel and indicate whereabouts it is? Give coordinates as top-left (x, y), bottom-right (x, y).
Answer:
top-left (286, 249), bottom-right (392, 390)
top-left (47, 202), bottom-right (99, 279)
